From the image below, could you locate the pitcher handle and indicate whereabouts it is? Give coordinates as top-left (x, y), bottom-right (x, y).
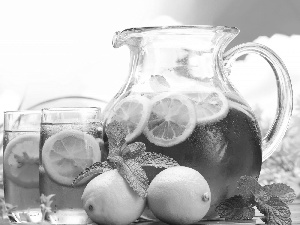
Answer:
top-left (223, 43), bottom-right (293, 162)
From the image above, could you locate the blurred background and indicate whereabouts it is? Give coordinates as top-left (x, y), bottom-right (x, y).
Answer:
top-left (0, 0), bottom-right (300, 199)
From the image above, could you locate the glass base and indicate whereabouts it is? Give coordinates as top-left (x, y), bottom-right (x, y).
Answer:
top-left (47, 209), bottom-right (89, 225)
top-left (8, 208), bottom-right (42, 223)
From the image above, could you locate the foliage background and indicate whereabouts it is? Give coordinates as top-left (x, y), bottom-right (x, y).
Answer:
top-left (258, 96), bottom-right (300, 198)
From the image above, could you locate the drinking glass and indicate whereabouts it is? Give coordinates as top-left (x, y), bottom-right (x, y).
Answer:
top-left (3, 110), bottom-right (41, 223)
top-left (39, 107), bottom-right (102, 224)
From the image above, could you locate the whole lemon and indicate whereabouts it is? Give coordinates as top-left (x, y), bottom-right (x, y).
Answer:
top-left (82, 169), bottom-right (146, 225)
top-left (147, 166), bottom-right (211, 225)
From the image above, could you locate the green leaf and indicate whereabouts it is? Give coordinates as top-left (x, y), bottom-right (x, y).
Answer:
top-left (72, 161), bottom-right (113, 186)
top-left (122, 142), bottom-right (146, 160)
top-left (108, 155), bottom-right (123, 164)
top-left (117, 159), bottom-right (149, 198)
top-left (254, 189), bottom-right (272, 205)
top-left (216, 195), bottom-right (255, 220)
top-left (263, 183), bottom-right (296, 204)
top-left (150, 75), bottom-right (170, 92)
top-left (40, 194), bottom-right (55, 209)
top-left (106, 120), bottom-right (127, 156)
top-left (236, 175), bottom-right (263, 202)
top-left (40, 194), bottom-right (55, 222)
top-left (256, 196), bottom-right (291, 225)
top-left (136, 152), bottom-right (179, 168)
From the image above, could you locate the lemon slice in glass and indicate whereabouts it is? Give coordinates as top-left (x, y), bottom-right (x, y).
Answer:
top-left (187, 87), bottom-right (229, 124)
top-left (106, 95), bottom-right (151, 142)
top-left (42, 130), bottom-right (101, 186)
top-left (144, 93), bottom-right (196, 147)
top-left (3, 134), bottom-right (40, 188)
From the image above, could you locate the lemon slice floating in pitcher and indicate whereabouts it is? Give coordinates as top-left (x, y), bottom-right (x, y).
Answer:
top-left (187, 87), bottom-right (229, 124)
top-left (3, 134), bottom-right (40, 188)
top-left (42, 130), bottom-right (101, 186)
top-left (106, 95), bottom-right (151, 142)
top-left (144, 93), bottom-right (196, 147)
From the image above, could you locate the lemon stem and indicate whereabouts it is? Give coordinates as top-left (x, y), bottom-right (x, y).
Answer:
top-left (202, 192), bottom-right (210, 202)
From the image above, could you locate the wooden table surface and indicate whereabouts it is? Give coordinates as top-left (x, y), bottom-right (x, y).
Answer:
top-left (1, 202), bottom-right (298, 225)
top-left (0, 203), bottom-right (300, 225)
top-left (130, 201), bottom-right (300, 225)
top-left (136, 202), bottom-right (300, 225)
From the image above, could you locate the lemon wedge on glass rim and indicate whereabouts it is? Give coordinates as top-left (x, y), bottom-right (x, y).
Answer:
top-left (3, 133), bottom-right (40, 188)
top-left (42, 129), bottom-right (101, 187)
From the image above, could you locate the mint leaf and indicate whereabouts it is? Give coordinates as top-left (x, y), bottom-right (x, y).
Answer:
top-left (40, 194), bottom-right (55, 223)
top-left (136, 152), bottom-right (179, 168)
top-left (117, 159), bottom-right (149, 198)
top-left (256, 196), bottom-right (291, 225)
top-left (263, 183), bottom-right (296, 204)
top-left (150, 75), bottom-right (170, 92)
top-left (106, 120), bottom-right (127, 156)
top-left (15, 151), bottom-right (39, 166)
top-left (40, 194), bottom-right (55, 212)
top-left (236, 176), bottom-right (263, 202)
top-left (72, 161), bottom-right (113, 186)
top-left (254, 189), bottom-right (272, 205)
top-left (108, 155), bottom-right (123, 164)
top-left (122, 142), bottom-right (146, 160)
top-left (216, 195), bottom-right (255, 220)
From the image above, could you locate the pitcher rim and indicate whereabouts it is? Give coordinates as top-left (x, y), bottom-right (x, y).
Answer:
top-left (113, 25), bottom-right (239, 47)
top-left (120, 25), bottom-right (239, 35)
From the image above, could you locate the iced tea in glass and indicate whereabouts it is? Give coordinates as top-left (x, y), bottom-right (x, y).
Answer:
top-left (39, 107), bottom-right (102, 224)
top-left (3, 110), bottom-right (41, 223)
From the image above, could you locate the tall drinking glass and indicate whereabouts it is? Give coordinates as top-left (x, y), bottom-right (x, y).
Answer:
top-left (3, 110), bottom-right (41, 223)
top-left (39, 107), bottom-right (102, 224)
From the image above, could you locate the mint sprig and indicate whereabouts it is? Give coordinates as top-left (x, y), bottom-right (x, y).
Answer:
top-left (73, 120), bottom-right (179, 198)
top-left (216, 175), bottom-right (296, 225)
top-left (40, 194), bottom-right (55, 222)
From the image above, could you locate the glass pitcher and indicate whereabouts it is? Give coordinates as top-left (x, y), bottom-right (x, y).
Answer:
top-left (102, 26), bottom-right (293, 218)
